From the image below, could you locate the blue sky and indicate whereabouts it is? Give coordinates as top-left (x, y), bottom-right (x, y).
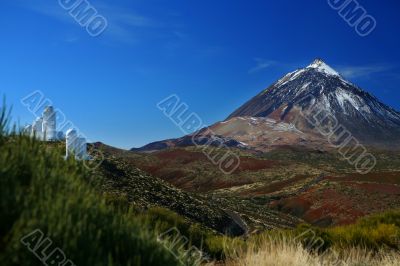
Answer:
top-left (1, 0), bottom-right (400, 149)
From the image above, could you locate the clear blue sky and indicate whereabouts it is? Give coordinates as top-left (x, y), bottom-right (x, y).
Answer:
top-left (1, 0), bottom-right (399, 149)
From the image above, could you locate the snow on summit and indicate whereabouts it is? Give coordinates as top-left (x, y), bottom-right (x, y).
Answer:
top-left (307, 58), bottom-right (341, 77)
top-left (227, 58), bottom-right (400, 147)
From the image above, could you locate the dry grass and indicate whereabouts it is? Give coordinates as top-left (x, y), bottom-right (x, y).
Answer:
top-left (218, 236), bottom-right (400, 266)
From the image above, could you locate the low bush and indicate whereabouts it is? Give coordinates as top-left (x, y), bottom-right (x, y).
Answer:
top-left (0, 102), bottom-right (185, 266)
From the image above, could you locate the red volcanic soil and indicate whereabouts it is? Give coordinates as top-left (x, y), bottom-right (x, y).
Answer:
top-left (268, 106), bottom-right (287, 121)
top-left (154, 150), bottom-right (277, 173)
top-left (154, 149), bottom-right (208, 164)
top-left (272, 188), bottom-right (366, 226)
top-left (267, 105), bottom-right (302, 124)
top-left (128, 149), bottom-right (280, 192)
top-left (302, 188), bottom-right (365, 226)
top-left (233, 157), bottom-right (277, 173)
top-left (350, 182), bottom-right (400, 194)
top-left (270, 198), bottom-right (312, 217)
top-left (269, 173), bottom-right (400, 227)
top-left (326, 172), bottom-right (400, 185)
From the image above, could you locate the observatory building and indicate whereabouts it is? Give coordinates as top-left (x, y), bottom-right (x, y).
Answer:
top-left (32, 117), bottom-right (44, 139)
top-left (66, 129), bottom-right (88, 160)
top-left (25, 106), bottom-right (60, 141)
top-left (43, 106), bottom-right (57, 141)
top-left (24, 106), bottom-right (88, 160)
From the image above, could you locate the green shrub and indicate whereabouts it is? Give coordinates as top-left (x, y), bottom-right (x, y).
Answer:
top-left (280, 211), bottom-right (400, 252)
top-left (204, 235), bottom-right (245, 260)
top-left (327, 211), bottom-right (400, 250)
top-left (0, 103), bottom-right (185, 266)
top-left (140, 207), bottom-right (224, 259)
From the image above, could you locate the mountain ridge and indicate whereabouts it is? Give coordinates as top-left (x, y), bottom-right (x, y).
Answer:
top-left (226, 59), bottom-right (400, 147)
top-left (134, 59), bottom-right (400, 151)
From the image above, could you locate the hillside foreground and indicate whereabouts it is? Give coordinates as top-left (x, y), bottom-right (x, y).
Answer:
top-left (1, 104), bottom-right (400, 265)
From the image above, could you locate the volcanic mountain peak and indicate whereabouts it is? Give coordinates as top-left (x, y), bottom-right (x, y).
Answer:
top-left (135, 59), bottom-right (400, 152)
top-left (224, 59), bottom-right (400, 147)
top-left (306, 58), bottom-right (341, 77)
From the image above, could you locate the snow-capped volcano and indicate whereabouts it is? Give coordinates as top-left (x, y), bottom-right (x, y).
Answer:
top-left (306, 58), bottom-right (341, 77)
top-left (135, 59), bottom-right (400, 152)
top-left (228, 59), bottom-right (400, 147)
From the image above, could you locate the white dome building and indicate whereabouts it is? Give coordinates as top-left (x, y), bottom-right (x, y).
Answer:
top-left (23, 125), bottom-right (32, 136)
top-left (43, 106), bottom-right (56, 141)
top-left (77, 137), bottom-right (88, 159)
top-left (66, 129), bottom-right (88, 160)
top-left (66, 129), bottom-right (78, 158)
top-left (32, 117), bottom-right (43, 139)
top-left (25, 106), bottom-right (89, 161)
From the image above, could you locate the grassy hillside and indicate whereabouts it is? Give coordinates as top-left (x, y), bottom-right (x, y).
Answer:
top-left (211, 211), bottom-right (400, 265)
top-left (108, 144), bottom-right (400, 227)
top-left (1, 101), bottom-right (399, 266)
top-left (94, 150), bottom-right (247, 236)
top-left (95, 143), bottom-right (304, 232)
top-left (0, 104), bottom-right (193, 266)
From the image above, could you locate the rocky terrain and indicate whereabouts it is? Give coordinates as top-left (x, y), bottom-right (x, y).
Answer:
top-left (135, 59), bottom-right (400, 152)
top-left (96, 142), bottom-right (400, 229)
top-left (112, 59), bottom-right (400, 233)
top-left (94, 144), bottom-right (303, 234)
